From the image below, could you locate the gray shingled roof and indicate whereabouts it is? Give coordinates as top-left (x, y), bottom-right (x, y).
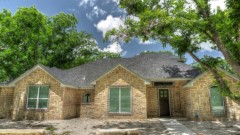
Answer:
top-left (41, 53), bottom-right (201, 87)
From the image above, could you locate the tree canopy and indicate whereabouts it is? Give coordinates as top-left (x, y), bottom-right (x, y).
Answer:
top-left (0, 7), bottom-right (119, 82)
top-left (106, 0), bottom-right (240, 99)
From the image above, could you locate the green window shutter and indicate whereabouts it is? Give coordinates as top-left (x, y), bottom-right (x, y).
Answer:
top-left (109, 88), bottom-right (119, 112)
top-left (120, 88), bottom-right (131, 112)
top-left (210, 86), bottom-right (224, 115)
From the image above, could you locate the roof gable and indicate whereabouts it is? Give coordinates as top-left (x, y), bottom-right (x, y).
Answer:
top-left (90, 64), bottom-right (150, 85)
top-left (183, 68), bottom-right (240, 88)
top-left (0, 64), bottom-right (77, 88)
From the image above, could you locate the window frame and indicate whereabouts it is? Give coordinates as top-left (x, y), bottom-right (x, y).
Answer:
top-left (209, 86), bottom-right (225, 116)
top-left (108, 86), bottom-right (132, 114)
top-left (82, 92), bottom-right (91, 104)
top-left (26, 85), bottom-right (50, 110)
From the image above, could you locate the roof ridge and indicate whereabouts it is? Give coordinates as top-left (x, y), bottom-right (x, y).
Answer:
top-left (64, 53), bottom-right (180, 71)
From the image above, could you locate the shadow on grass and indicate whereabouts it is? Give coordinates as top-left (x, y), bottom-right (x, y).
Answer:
top-left (179, 120), bottom-right (240, 135)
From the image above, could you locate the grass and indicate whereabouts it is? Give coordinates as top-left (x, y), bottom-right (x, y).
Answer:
top-left (46, 126), bottom-right (70, 135)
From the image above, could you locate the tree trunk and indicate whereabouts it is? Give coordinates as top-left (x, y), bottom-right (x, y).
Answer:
top-left (193, 1), bottom-right (240, 78)
top-left (211, 33), bottom-right (240, 78)
top-left (188, 51), bottom-right (231, 95)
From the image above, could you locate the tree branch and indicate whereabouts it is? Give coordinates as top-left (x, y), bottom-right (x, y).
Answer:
top-left (187, 51), bottom-right (229, 94)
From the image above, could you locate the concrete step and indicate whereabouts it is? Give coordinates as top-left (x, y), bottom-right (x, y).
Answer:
top-left (0, 129), bottom-right (45, 135)
top-left (96, 128), bottom-right (139, 135)
top-left (171, 117), bottom-right (189, 121)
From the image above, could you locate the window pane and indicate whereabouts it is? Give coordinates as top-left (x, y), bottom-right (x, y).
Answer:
top-left (28, 86), bottom-right (38, 98)
top-left (164, 90), bottom-right (168, 97)
top-left (38, 99), bottom-right (48, 108)
top-left (27, 99), bottom-right (37, 108)
top-left (39, 86), bottom-right (49, 98)
top-left (83, 93), bottom-right (91, 103)
top-left (109, 88), bottom-right (119, 112)
top-left (210, 87), bottom-right (224, 114)
top-left (121, 88), bottom-right (131, 112)
top-left (210, 87), bottom-right (223, 106)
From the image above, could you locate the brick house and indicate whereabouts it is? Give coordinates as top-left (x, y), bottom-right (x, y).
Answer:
top-left (0, 53), bottom-right (239, 121)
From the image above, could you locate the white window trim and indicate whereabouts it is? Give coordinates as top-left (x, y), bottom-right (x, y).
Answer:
top-left (26, 85), bottom-right (49, 109)
top-left (108, 86), bottom-right (132, 114)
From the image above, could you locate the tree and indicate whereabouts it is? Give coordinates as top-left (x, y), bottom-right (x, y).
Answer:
top-left (106, 0), bottom-right (240, 99)
top-left (0, 7), bottom-right (119, 82)
top-left (191, 59), bottom-right (236, 75)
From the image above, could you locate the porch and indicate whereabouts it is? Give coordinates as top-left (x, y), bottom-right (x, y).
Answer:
top-left (146, 80), bottom-right (187, 118)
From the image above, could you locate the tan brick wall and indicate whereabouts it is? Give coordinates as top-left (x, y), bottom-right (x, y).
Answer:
top-left (171, 81), bottom-right (187, 117)
top-left (0, 87), bottom-right (14, 118)
top-left (184, 72), bottom-right (240, 120)
top-left (94, 66), bottom-right (147, 119)
top-left (12, 68), bottom-right (64, 120)
top-left (62, 87), bottom-right (79, 119)
top-left (146, 85), bottom-right (158, 117)
top-left (182, 87), bottom-right (191, 118)
top-left (62, 88), bottom-right (95, 118)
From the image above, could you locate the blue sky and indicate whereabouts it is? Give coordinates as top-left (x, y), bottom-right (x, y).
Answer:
top-left (0, 0), bottom-right (223, 64)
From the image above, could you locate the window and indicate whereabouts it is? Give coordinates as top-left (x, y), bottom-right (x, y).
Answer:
top-left (109, 87), bottom-right (131, 113)
top-left (160, 90), bottom-right (168, 98)
top-left (210, 86), bottom-right (224, 115)
top-left (27, 85), bottom-right (49, 109)
top-left (83, 93), bottom-right (91, 103)
top-left (154, 82), bottom-right (173, 87)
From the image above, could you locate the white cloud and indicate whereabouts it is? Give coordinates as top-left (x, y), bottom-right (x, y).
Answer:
top-left (112, 0), bottom-right (119, 4)
top-left (174, 0), bottom-right (226, 13)
top-left (199, 42), bottom-right (214, 52)
top-left (92, 6), bottom-right (106, 16)
top-left (138, 39), bottom-right (156, 45)
top-left (127, 15), bottom-right (140, 22)
top-left (209, 0), bottom-right (226, 12)
top-left (157, 0), bottom-right (226, 13)
top-left (95, 15), bottom-right (125, 37)
top-left (103, 42), bottom-right (123, 53)
top-left (79, 0), bottom-right (96, 7)
top-left (86, 6), bottom-right (107, 20)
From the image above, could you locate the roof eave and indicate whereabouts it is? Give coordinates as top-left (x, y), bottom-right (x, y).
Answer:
top-left (183, 67), bottom-right (240, 88)
top-left (148, 78), bottom-right (194, 82)
top-left (0, 84), bottom-right (14, 87)
top-left (183, 72), bottom-right (208, 88)
top-left (1, 64), bottom-right (78, 88)
top-left (217, 67), bottom-right (240, 81)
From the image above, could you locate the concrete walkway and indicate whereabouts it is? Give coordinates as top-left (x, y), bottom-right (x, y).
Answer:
top-left (160, 118), bottom-right (196, 135)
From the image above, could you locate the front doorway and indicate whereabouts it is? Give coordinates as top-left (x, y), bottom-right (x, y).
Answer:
top-left (159, 89), bottom-right (170, 116)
